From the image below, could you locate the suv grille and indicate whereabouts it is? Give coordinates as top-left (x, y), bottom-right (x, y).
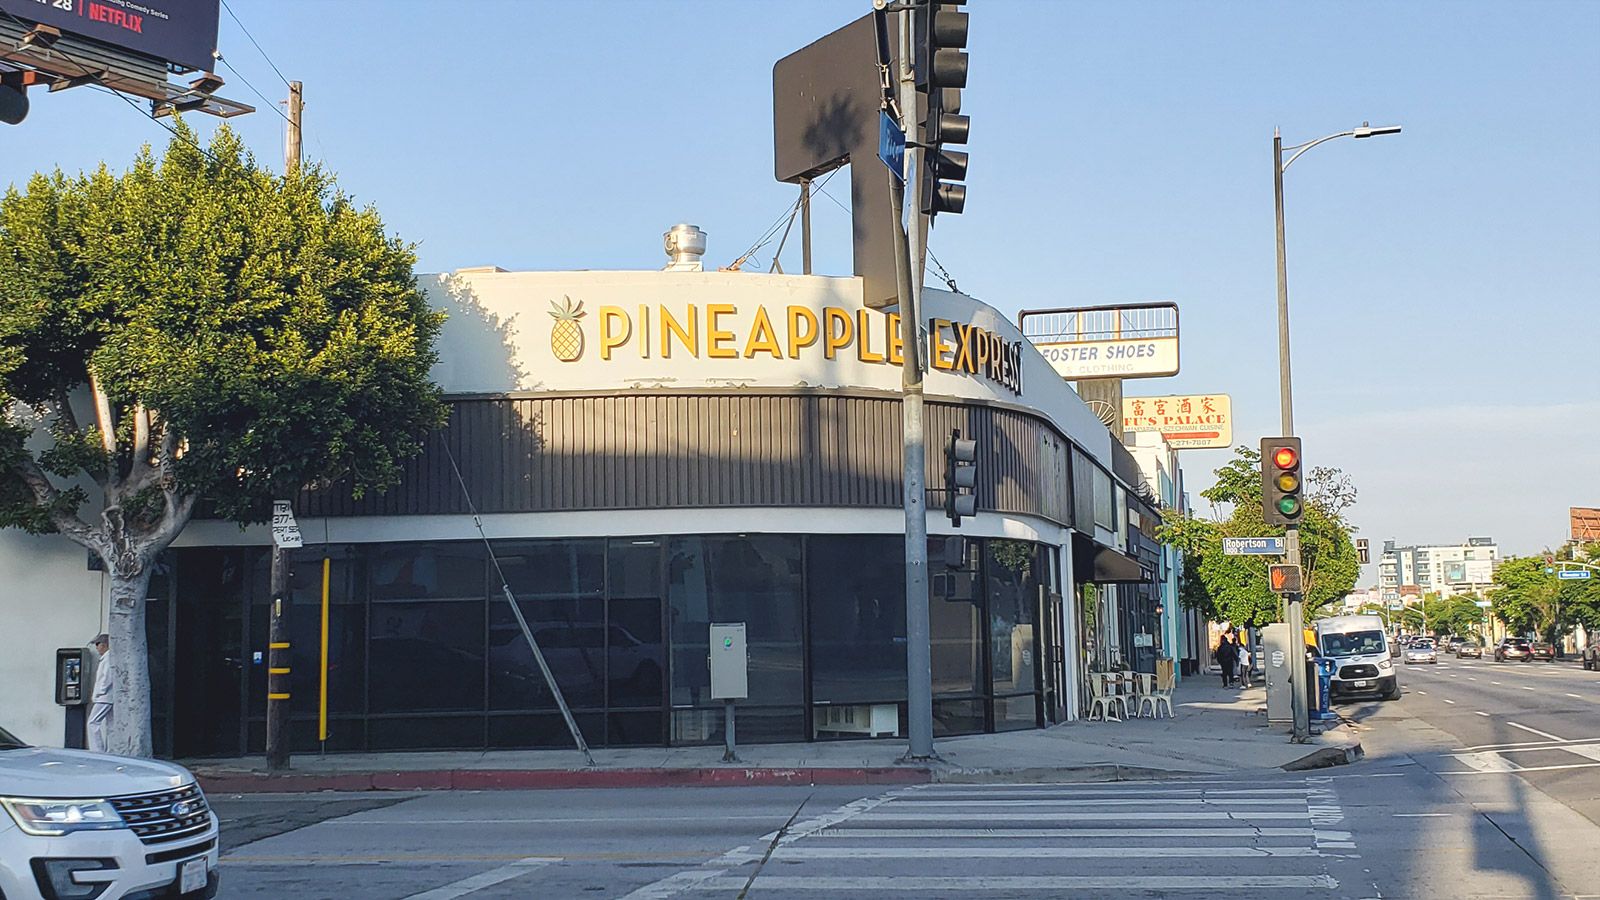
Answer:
top-left (109, 783), bottom-right (211, 845)
top-left (1339, 664), bottom-right (1379, 679)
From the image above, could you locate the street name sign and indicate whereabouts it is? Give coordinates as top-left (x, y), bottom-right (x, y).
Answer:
top-left (879, 111), bottom-right (905, 182)
top-left (270, 500), bottom-right (303, 549)
top-left (1475, 600), bottom-right (1493, 608)
top-left (1559, 569), bottom-right (1593, 580)
top-left (1224, 537), bottom-right (1286, 556)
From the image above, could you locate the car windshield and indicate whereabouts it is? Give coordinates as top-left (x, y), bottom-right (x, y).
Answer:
top-left (1321, 630), bottom-right (1386, 658)
top-left (0, 725), bottom-right (26, 750)
top-left (1411, 641), bottom-right (1434, 650)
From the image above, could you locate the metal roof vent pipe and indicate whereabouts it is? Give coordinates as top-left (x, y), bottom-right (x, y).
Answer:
top-left (663, 224), bottom-right (707, 272)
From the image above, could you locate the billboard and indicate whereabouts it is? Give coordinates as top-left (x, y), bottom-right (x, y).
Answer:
top-left (1122, 394), bottom-right (1231, 449)
top-left (1467, 536), bottom-right (1494, 547)
top-left (1573, 507), bottom-right (1600, 543)
top-left (0, 0), bottom-right (219, 72)
top-left (1019, 302), bottom-right (1180, 380)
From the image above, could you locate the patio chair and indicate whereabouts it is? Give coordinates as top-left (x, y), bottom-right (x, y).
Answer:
top-left (1088, 672), bottom-right (1122, 721)
top-left (1140, 665), bottom-right (1176, 719)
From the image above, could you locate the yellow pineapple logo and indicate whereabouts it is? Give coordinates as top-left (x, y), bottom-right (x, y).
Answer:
top-left (548, 296), bottom-right (586, 362)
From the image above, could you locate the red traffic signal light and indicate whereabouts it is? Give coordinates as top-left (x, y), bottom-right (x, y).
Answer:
top-left (1261, 437), bottom-right (1303, 526)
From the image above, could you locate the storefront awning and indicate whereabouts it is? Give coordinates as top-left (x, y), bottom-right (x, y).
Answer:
top-left (1072, 533), bottom-right (1151, 585)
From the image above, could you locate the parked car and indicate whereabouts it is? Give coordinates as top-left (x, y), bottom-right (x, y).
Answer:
top-left (1456, 640), bottom-right (1484, 659)
top-left (0, 723), bottom-right (220, 900)
top-left (1494, 638), bottom-right (1533, 662)
top-left (1445, 636), bottom-right (1465, 654)
top-left (1530, 641), bottom-right (1557, 661)
top-left (1404, 639), bottom-right (1438, 665)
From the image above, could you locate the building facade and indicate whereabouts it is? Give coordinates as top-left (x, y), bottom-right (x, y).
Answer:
top-left (1379, 537), bottom-right (1500, 598)
top-left (2, 247), bottom-right (1160, 757)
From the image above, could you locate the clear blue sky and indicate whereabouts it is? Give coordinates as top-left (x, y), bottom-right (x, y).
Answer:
top-left (3, 1), bottom-right (1595, 570)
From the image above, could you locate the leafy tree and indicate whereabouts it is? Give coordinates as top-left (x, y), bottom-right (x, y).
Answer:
top-left (1160, 446), bottom-right (1360, 628)
top-left (0, 125), bottom-right (445, 756)
top-left (1399, 593), bottom-right (1490, 639)
top-left (1491, 556), bottom-right (1600, 642)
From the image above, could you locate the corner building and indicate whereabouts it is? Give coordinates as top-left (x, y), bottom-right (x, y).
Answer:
top-left (4, 251), bottom-right (1157, 756)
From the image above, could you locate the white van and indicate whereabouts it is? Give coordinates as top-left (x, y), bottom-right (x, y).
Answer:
top-left (1315, 614), bottom-right (1400, 701)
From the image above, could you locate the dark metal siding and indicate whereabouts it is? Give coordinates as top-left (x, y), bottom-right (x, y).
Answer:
top-left (295, 392), bottom-right (1075, 527)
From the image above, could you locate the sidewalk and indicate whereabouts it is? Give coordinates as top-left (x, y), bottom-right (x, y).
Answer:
top-left (190, 677), bottom-right (1359, 793)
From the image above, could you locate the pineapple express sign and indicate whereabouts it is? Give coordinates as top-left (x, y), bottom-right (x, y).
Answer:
top-left (546, 297), bottom-right (1023, 395)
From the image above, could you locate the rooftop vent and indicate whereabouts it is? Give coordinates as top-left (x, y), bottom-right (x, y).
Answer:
top-left (663, 224), bottom-right (707, 272)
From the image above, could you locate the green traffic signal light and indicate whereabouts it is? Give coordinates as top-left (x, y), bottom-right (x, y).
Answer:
top-left (1278, 496), bottom-right (1301, 516)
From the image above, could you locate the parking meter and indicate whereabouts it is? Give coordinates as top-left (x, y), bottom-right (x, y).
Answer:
top-left (55, 648), bottom-right (90, 749)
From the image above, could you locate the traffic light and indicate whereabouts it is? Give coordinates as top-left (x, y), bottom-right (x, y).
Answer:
top-left (0, 82), bottom-right (28, 126)
top-left (1261, 436), bottom-right (1303, 526)
top-left (914, 0), bottom-right (969, 218)
top-left (945, 429), bottom-right (977, 526)
top-left (1269, 564), bottom-right (1303, 594)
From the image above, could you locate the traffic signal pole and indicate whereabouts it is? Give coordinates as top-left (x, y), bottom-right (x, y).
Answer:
top-left (1274, 130), bottom-right (1311, 743)
top-left (894, 3), bottom-right (935, 762)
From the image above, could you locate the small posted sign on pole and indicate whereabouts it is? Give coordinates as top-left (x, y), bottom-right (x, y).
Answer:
top-left (271, 500), bottom-right (303, 548)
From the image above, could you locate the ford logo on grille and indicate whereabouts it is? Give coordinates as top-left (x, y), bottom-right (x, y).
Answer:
top-left (171, 800), bottom-right (195, 817)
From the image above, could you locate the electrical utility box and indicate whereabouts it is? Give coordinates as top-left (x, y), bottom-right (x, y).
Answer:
top-left (1263, 623), bottom-right (1292, 724)
top-left (709, 623), bottom-right (748, 700)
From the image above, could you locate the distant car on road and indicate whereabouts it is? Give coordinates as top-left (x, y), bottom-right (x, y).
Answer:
top-left (1494, 638), bottom-right (1533, 662)
top-left (1529, 641), bottom-right (1556, 661)
top-left (1404, 639), bottom-right (1438, 665)
top-left (1455, 640), bottom-right (1483, 659)
top-left (1444, 636), bottom-right (1466, 654)
top-left (1584, 643), bottom-right (1600, 670)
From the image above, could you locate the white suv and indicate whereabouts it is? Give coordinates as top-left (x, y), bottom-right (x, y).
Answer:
top-left (0, 725), bottom-right (219, 900)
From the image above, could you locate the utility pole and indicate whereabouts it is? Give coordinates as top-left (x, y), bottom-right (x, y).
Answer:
top-left (266, 82), bottom-right (304, 772)
top-left (1273, 130), bottom-right (1310, 743)
top-left (892, 5), bottom-right (934, 761)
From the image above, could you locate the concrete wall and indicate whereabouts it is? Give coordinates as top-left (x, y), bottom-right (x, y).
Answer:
top-left (0, 531), bottom-right (106, 747)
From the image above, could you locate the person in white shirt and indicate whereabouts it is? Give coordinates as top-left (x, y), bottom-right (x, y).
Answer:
top-left (88, 633), bottom-right (113, 754)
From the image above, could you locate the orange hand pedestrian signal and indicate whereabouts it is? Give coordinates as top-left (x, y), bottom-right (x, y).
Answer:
top-left (1269, 564), bottom-right (1302, 594)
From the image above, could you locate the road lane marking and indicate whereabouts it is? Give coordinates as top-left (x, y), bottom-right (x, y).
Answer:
top-left (1568, 693), bottom-right (1583, 698)
top-left (1450, 751), bottom-right (1520, 772)
top-left (1475, 711), bottom-right (1491, 717)
top-left (1523, 686), bottom-right (1536, 691)
top-left (1393, 813), bottom-right (1451, 817)
top-left (1491, 681), bottom-right (1502, 685)
top-left (401, 857), bottom-right (560, 900)
top-left (693, 875), bottom-right (1341, 891)
top-left (857, 811), bottom-right (1313, 821)
top-left (1443, 699), bottom-right (1457, 704)
top-left (1415, 690), bottom-right (1427, 695)
top-left (1507, 722), bottom-right (1564, 740)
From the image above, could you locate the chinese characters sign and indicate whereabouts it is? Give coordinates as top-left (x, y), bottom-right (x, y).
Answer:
top-left (1122, 394), bottom-right (1232, 449)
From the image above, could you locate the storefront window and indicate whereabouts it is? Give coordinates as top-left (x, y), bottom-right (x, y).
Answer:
top-left (369, 543), bottom-right (487, 714)
top-left (488, 540), bottom-right (606, 711)
top-left (808, 535), bottom-right (905, 705)
top-left (987, 540), bottom-right (1039, 697)
top-left (668, 536), bottom-right (804, 742)
top-left (929, 538), bottom-right (983, 701)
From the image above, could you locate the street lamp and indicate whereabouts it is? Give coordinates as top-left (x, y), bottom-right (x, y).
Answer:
top-left (1273, 122), bottom-right (1402, 433)
top-left (1272, 121), bottom-right (1400, 743)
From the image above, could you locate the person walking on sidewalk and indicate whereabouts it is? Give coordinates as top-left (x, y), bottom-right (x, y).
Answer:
top-left (1236, 635), bottom-right (1254, 688)
top-left (1216, 632), bottom-right (1237, 687)
top-left (88, 633), bottom-right (114, 754)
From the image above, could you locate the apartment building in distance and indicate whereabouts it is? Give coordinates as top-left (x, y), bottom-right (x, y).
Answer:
top-left (1379, 537), bottom-right (1501, 598)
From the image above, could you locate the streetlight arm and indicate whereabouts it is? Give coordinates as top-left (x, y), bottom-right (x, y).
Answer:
top-left (1280, 130), bottom-right (1356, 171)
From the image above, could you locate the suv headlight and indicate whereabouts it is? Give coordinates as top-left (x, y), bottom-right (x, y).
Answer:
top-left (0, 798), bottom-right (125, 836)
top-left (1378, 659), bottom-right (1393, 670)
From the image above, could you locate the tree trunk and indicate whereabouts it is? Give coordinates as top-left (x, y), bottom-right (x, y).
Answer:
top-left (106, 565), bottom-right (155, 758)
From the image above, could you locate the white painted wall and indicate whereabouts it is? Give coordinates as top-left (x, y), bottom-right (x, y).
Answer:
top-left (0, 531), bottom-right (106, 747)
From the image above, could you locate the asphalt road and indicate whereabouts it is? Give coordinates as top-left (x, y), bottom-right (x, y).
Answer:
top-left (201, 659), bottom-right (1600, 899)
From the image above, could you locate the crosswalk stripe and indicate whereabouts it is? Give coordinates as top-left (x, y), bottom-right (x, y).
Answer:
top-left (766, 846), bottom-right (1326, 859)
top-left (888, 798), bottom-right (1308, 807)
top-left (813, 827), bottom-right (1317, 838)
top-left (857, 811), bottom-right (1313, 821)
top-left (692, 875), bottom-right (1340, 891)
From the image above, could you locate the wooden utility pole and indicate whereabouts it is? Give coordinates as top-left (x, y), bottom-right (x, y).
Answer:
top-left (266, 82), bottom-right (303, 773)
top-left (285, 81), bottom-right (303, 173)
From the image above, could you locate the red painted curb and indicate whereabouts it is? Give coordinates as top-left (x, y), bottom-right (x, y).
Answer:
top-left (197, 766), bottom-right (933, 794)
